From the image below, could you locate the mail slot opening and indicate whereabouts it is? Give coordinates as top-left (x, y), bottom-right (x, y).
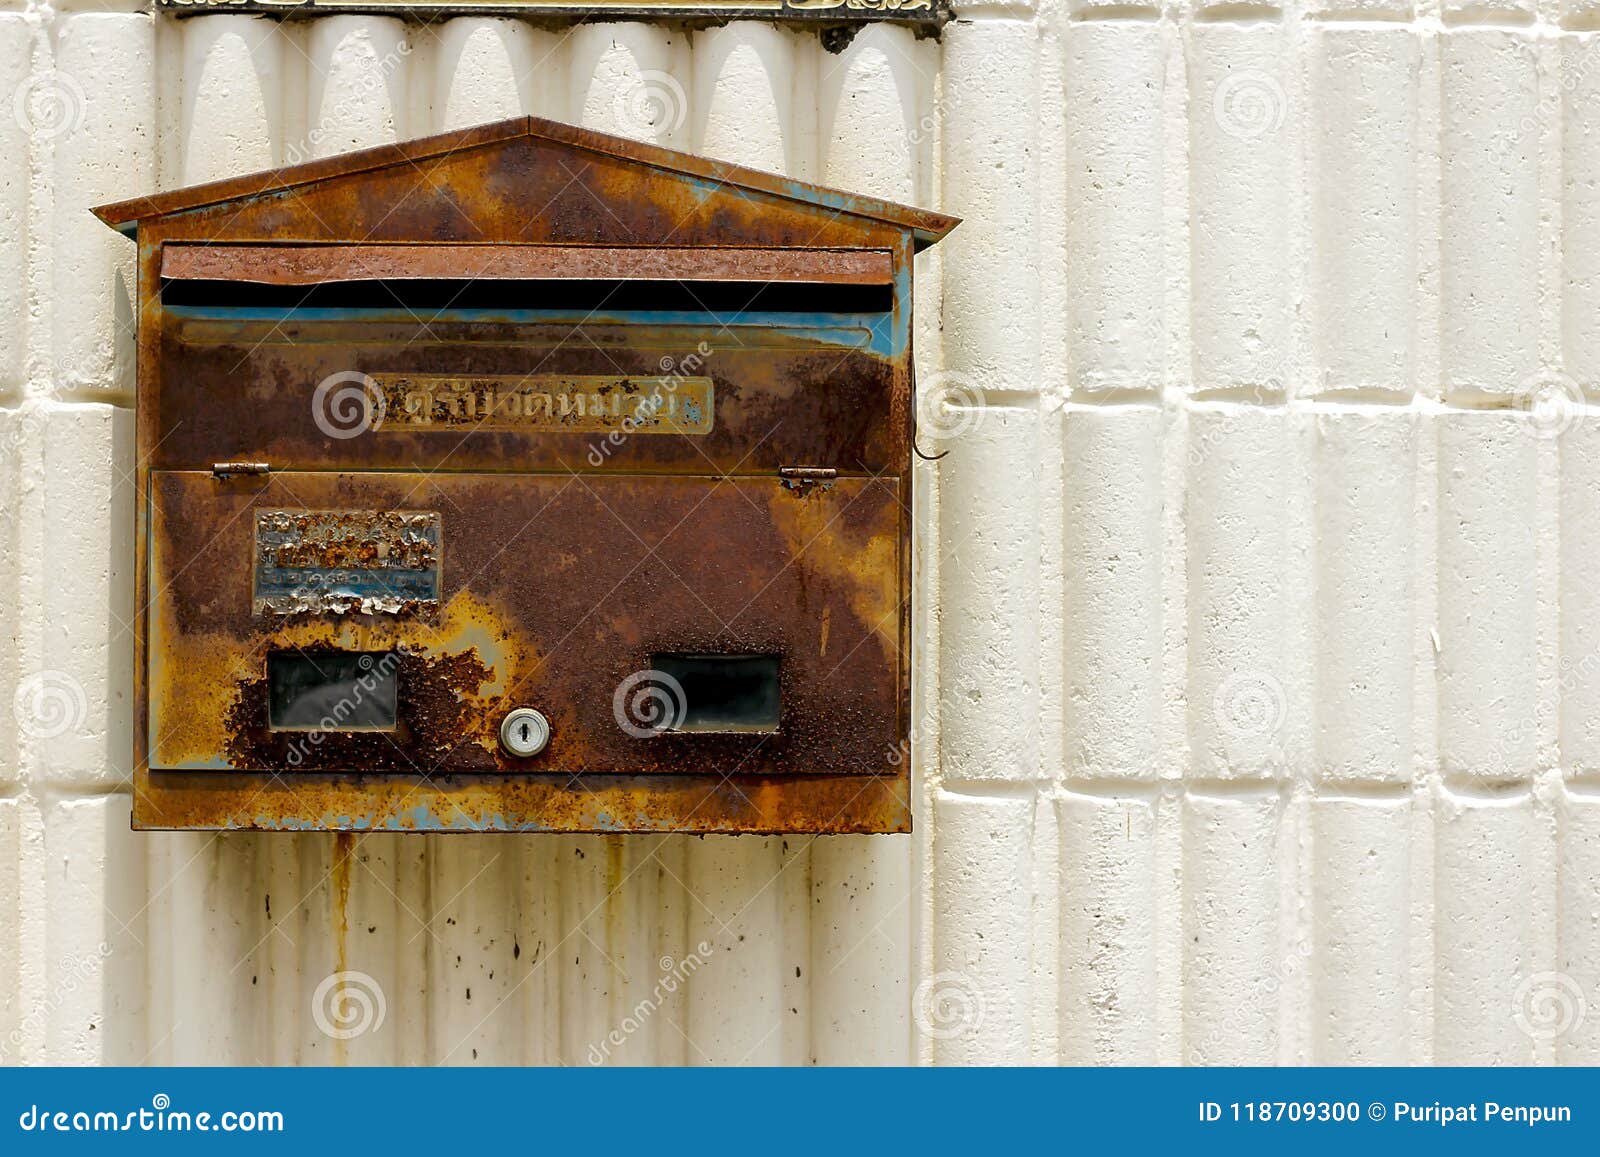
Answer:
top-left (651, 653), bottom-right (781, 734)
top-left (267, 651), bottom-right (399, 732)
top-left (159, 277), bottom-right (893, 314)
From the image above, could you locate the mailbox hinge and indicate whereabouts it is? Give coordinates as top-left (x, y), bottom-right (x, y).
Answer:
top-left (212, 461), bottom-right (271, 477)
top-left (778, 466), bottom-right (837, 482)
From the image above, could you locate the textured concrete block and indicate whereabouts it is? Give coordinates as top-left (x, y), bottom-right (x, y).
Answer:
top-left (1311, 798), bottom-right (1410, 1063)
top-left (932, 791), bottom-right (1033, 1065)
top-left (940, 407), bottom-right (1041, 782)
top-left (1314, 411), bottom-right (1416, 783)
top-left (1028, 794), bottom-right (1059, 1064)
top-left (332, 835), bottom-right (416, 1065)
top-left (941, 20), bottom-right (1039, 392)
top-left (1187, 23), bottom-right (1290, 394)
top-left (1058, 794), bottom-right (1158, 1063)
top-left (51, 14), bottom-right (155, 398)
top-left (1062, 0), bottom-right (1160, 14)
top-left (685, 836), bottom-right (787, 1065)
top-left (1311, 29), bottom-right (1418, 396)
top-left (179, 15), bottom-right (283, 182)
top-left (1561, 419), bottom-right (1600, 775)
top-left (811, 837), bottom-right (911, 1065)
top-left (1557, 794), bottom-right (1600, 1062)
top-left (1062, 406), bottom-right (1163, 779)
top-left (1183, 794), bottom-right (1282, 1063)
top-left (553, 836), bottom-right (613, 1065)
top-left (1442, 0), bottom-right (1535, 20)
top-left (1434, 792), bottom-right (1546, 1064)
top-left (1440, 31), bottom-right (1539, 397)
top-left (304, 16), bottom-right (413, 159)
top-left (0, 799), bottom-right (21, 1060)
top-left (429, 838), bottom-right (519, 1065)
top-left (568, 23), bottom-right (689, 145)
top-left (1063, 22), bottom-right (1164, 393)
top-left (1186, 406), bottom-right (1292, 779)
top-left (818, 24), bottom-right (926, 207)
top-left (0, 16), bottom-right (32, 397)
top-left (509, 840), bottom-right (559, 1065)
top-left (1563, 0), bottom-right (1600, 27)
top-left (34, 405), bottom-right (133, 790)
top-left (0, 407), bottom-right (27, 786)
top-left (1564, 36), bottom-right (1600, 393)
top-left (693, 24), bottom-right (806, 178)
top-left (1308, 0), bottom-right (1413, 14)
top-left (146, 832), bottom-right (265, 1064)
top-left (555, 836), bottom-right (693, 1067)
top-left (432, 18), bottom-right (557, 131)
top-left (43, 796), bottom-right (144, 1063)
top-left (1437, 412), bottom-right (1538, 781)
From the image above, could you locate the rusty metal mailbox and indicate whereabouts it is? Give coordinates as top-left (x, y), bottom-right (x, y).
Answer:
top-left (95, 115), bottom-right (957, 834)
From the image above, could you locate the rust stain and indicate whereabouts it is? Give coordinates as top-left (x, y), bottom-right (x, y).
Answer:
top-left (331, 833), bottom-right (353, 966)
top-left (766, 481), bottom-right (900, 654)
top-left (330, 832), bottom-right (353, 1063)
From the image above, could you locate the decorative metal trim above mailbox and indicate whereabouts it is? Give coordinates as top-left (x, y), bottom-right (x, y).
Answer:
top-left (95, 115), bottom-right (957, 834)
top-left (154, 0), bottom-right (951, 27)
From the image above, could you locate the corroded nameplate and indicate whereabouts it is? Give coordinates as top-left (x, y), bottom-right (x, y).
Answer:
top-left (254, 509), bottom-right (441, 617)
top-left (371, 374), bottom-right (714, 435)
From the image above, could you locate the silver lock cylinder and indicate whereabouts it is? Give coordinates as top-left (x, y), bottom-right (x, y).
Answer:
top-left (499, 707), bottom-right (550, 757)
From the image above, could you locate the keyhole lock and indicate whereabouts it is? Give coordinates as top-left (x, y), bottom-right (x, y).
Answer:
top-left (498, 707), bottom-right (550, 758)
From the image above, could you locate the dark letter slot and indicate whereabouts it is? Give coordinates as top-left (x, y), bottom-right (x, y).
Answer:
top-left (267, 651), bottom-right (398, 731)
top-left (651, 653), bottom-right (781, 734)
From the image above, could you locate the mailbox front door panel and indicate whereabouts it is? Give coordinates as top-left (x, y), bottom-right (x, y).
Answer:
top-left (148, 470), bottom-right (905, 778)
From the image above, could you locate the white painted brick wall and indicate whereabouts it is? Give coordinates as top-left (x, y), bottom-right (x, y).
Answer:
top-left (2, 2), bottom-right (1596, 1066)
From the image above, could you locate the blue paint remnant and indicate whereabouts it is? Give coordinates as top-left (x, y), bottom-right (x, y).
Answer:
top-left (173, 755), bottom-right (234, 770)
top-left (243, 801), bottom-right (675, 833)
top-left (164, 307), bottom-right (897, 358)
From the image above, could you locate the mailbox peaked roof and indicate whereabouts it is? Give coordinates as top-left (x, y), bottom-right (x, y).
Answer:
top-left (93, 115), bottom-right (959, 252)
